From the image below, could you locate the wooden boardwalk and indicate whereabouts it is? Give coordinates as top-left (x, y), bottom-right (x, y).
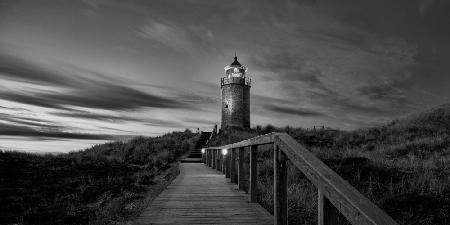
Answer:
top-left (134, 163), bottom-right (273, 225)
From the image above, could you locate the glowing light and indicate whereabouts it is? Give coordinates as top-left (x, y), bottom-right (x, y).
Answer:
top-left (201, 149), bottom-right (205, 154)
top-left (221, 149), bottom-right (228, 155)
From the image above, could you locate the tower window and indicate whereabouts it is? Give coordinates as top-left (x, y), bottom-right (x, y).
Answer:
top-left (225, 104), bottom-right (228, 108)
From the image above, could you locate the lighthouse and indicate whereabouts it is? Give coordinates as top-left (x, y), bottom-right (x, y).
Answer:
top-left (221, 55), bottom-right (251, 129)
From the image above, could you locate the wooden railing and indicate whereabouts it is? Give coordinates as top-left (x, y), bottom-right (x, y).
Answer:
top-left (203, 132), bottom-right (398, 225)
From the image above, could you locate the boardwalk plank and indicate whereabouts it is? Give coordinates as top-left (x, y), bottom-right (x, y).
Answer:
top-left (134, 163), bottom-right (273, 225)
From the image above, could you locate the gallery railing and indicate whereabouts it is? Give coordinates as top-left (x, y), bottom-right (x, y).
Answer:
top-left (203, 132), bottom-right (398, 225)
top-left (220, 76), bottom-right (251, 86)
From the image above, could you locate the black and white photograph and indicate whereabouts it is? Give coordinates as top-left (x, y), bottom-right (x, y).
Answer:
top-left (1, 0), bottom-right (450, 224)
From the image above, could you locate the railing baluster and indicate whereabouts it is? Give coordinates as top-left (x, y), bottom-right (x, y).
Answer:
top-left (274, 144), bottom-right (288, 225)
top-left (226, 151), bottom-right (231, 178)
top-left (222, 152), bottom-right (226, 174)
top-left (214, 149), bottom-right (220, 170)
top-left (211, 149), bottom-right (214, 168)
top-left (238, 147), bottom-right (245, 191)
top-left (231, 148), bottom-right (237, 183)
top-left (215, 150), bottom-right (219, 171)
top-left (209, 150), bottom-right (212, 167)
top-left (219, 151), bottom-right (225, 174)
top-left (217, 150), bottom-right (221, 171)
top-left (213, 149), bottom-right (217, 169)
top-left (318, 189), bottom-right (339, 225)
top-left (217, 149), bottom-right (220, 171)
top-left (249, 145), bottom-right (257, 202)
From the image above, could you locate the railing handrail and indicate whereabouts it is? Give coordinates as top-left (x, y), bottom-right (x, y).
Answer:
top-left (206, 132), bottom-right (278, 150)
top-left (204, 132), bottom-right (398, 225)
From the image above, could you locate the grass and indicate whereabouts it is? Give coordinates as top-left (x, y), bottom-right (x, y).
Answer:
top-left (209, 104), bottom-right (450, 225)
top-left (3, 104), bottom-right (450, 225)
top-left (0, 129), bottom-right (198, 225)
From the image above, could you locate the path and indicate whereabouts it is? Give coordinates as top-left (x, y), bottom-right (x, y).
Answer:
top-left (133, 163), bottom-right (273, 225)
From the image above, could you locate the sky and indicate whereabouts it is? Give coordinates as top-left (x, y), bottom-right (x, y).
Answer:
top-left (1, 0), bottom-right (450, 152)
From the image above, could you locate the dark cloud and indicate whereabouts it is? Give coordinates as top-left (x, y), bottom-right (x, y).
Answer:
top-left (0, 54), bottom-right (75, 86)
top-left (99, 126), bottom-right (133, 133)
top-left (0, 92), bottom-right (68, 110)
top-left (51, 111), bottom-right (141, 123)
top-left (250, 52), bottom-right (328, 91)
top-left (356, 78), bottom-right (411, 105)
top-left (250, 49), bottom-right (416, 121)
top-left (0, 54), bottom-right (192, 110)
top-left (182, 118), bottom-right (217, 125)
top-left (263, 105), bottom-right (323, 117)
top-left (0, 105), bottom-right (30, 111)
top-left (252, 94), bottom-right (295, 105)
top-left (0, 122), bottom-right (113, 140)
top-left (142, 119), bottom-right (184, 128)
top-left (44, 84), bottom-right (183, 110)
top-left (0, 113), bottom-right (62, 129)
top-left (2, 88), bottom-right (175, 112)
top-left (52, 110), bottom-right (184, 128)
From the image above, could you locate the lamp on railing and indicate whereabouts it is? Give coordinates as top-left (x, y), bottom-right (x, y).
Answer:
top-left (221, 148), bottom-right (228, 155)
top-left (201, 148), bottom-right (205, 154)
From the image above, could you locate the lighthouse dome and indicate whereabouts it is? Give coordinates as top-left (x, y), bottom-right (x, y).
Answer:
top-left (230, 56), bottom-right (242, 67)
top-left (224, 56), bottom-right (247, 78)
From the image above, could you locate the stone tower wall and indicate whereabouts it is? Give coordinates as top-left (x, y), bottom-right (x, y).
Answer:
top-left (221, 77), bottom-right (250, 129)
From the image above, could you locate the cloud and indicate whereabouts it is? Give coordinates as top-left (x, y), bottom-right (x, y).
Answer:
top-left (0, 54), bottom-right (75, 86)
top-left (0, 122), bottom-right (113, 140)
top-left (182, 117), bottom-right (217, 125)
top-left (263, 105), bottom-right (323, 117)
top-left (0, 113), bottom-right (62, 129)
top-left (0, 92), bottom-right (68, 110)
top-left (51, 110), bottom-right (184, 128)
top-left (137, 21), bottom-right (215, 54)
top-left (51, 111), bottom-right (141, 123)
top-left (249, 52), bottom-right (330, 92)
top-left (248, 30), bottom-right (417, 124)
top-left (138, 21), bottom-right (195, 52)
top-left (252, 94), bottom-right (295, 105)
top-left (356, 77), bottom-right (411, 105)
top-left (0, 54), bottom-right (191, 110)
top-left (0, 105), bottom-right (30, 111)
top-left (43, 84), bottom-right (183, 110)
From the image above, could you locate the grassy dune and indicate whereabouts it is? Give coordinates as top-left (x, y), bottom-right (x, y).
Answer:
top-left (0, 130), bottom-right (197, 225)
top-left (209, 104), bottom-right (450, 225)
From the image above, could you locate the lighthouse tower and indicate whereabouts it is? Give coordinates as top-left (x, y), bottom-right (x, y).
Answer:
top-left (221, 56), bottom-right (251, 129)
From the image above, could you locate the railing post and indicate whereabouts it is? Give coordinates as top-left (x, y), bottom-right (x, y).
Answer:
top-left (214, 150), bottom-right (218, 170)
top-left (238, 147), bottom-right (245, 191)
top-left (249, 145), bottom-right (257, 202)
top-left (206, 150), bottom-right (210, 167)
top-left (212, 149), bottom-right (217, 169)
top-left (217, 149), bottom-right (220, 170)
top-left (209, 150), bottom-right (212, 167)
top-left (226, 151), bottom-right (231, 178)
top-left (217, 150), bottom-right (221, 171)
top-left (210, 149), bottom-right (213, 168)
top-left (222, 151), bottom-right (226, 174)
top-left (231, 148), bottom-right (237, 183)
top-left (202, 150), bottom-right (205, 164)
top-left (219, 150), bottom-right (225, 172)
top-left (318, 189), bottom-right (339, 225)
top-left (223, 152), bottom-right (226, 174)
top-left (274, 144), bottom-right (288, 225)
